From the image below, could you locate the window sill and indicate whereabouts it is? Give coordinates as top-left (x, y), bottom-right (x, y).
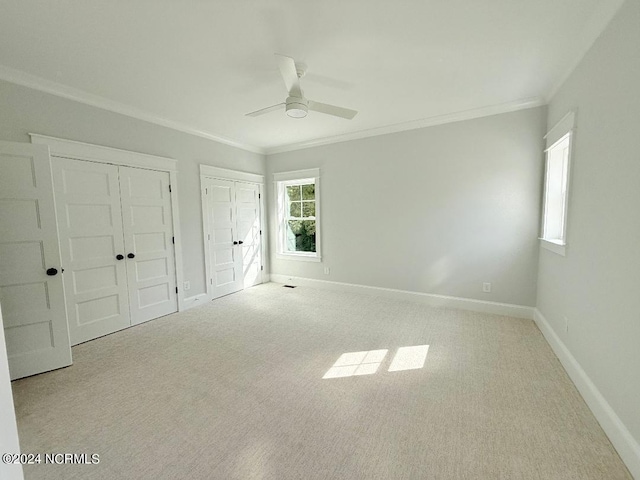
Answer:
top-left (276, 252), bottom-right (322, 263)
top-left (539, 238), bottom-right (566, 256)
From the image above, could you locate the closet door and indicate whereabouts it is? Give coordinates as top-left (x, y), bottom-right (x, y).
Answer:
top-left (0, 141), bottom-right (72, 379)
top-left (52, 158), bottom-right (131, 345)
top-left (119, 166), bottom-right (177, 325)
top-left (207, 178), bottom-right (243, 299)
top-left (235, 182), bottom-right (263, 288)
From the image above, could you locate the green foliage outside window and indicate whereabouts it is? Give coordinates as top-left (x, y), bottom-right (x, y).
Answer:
top-left (287, 220), bottom-right (316, 252)
top-left (286, 185), bottom-right (301, 201)
top-left (302, 184), bottom-right (315, 200)
top-left (290, 202), bottom-right (301, 217)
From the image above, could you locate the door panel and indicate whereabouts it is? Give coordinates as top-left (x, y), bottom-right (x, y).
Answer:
top-left (0, 141), bottom-right (72, 380)
top-left (235, 182), bottom-right (263, 289)
top-left (52, 158), bottom-right (130, 345)
top-left (120, 167), bottom-right (177, 325)
top-left (206, 179), bottom-right (243, 299)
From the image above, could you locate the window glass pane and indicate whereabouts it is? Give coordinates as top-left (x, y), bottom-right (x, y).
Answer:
top-left (289, 201), bottom-right (301, 217)
top-left (301, 184), bottom-right (315, 200)
top-left (302, 201), bottom-right (315, 217)
top-left (543, 134), bottom-right (571, 242)
top-left (286, 220), bottom-right (316, 252)
top-left (286, 185), bottom-right (301, 201)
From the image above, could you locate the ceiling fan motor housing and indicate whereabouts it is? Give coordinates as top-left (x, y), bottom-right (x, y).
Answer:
top-left (286, 96), bottom-right (308, 118)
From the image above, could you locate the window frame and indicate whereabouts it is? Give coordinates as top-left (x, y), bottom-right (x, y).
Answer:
top-left (274, 168), bottom-right (321, 262)
top-left (540, 111), bottom-right (575, 257)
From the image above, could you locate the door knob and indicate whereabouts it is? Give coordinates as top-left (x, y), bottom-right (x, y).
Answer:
top-left (238, 240), bottom-right (244, 245)
top-left (127, 253), bottom-right (135, 259)
top-left (46, 268), bottom-right (58, 276)
top-left (233, 241), bottom-right (238, 245)
top-left (116, 254), bottom-right (124, 260)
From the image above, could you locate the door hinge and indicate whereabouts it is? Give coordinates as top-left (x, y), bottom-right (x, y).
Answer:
top-left (175, 287), bottom-right (178, 293)
top-left (210, 278), bottom-right (213, 285)
top-left (261, 266), bottom-right (264, 271)
top-left (259, 230), bottom-right (262, 235)
top-left (258, 193), bottom-right (261, 199)
top-left (172, 236), bottom-right (175, 244)
top-left (169, 184), bottom-right (172, 193)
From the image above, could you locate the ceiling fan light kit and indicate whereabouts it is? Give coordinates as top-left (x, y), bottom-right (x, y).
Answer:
top-left (285, 96), bottom-right (308, 118)
top-left (246, 54), bottom-right (358, 120)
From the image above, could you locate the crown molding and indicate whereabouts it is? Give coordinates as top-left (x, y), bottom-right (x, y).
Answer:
top-left (0, 0), bottom-right (624, 159)
top-left (544, 0), bottom-right (625, 103)
top-left (265, 97), bottom-right (546, 155)
top-left (0, 64), bottom-right (546, 158)
top-left (0, 64), bottom-right (265, 155)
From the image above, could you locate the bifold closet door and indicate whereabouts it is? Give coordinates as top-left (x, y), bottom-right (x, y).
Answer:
top-left (53, 158), bottom-right (131, 345)
top-left (119, 166), bottom-right (177, 325)
top-left (54, 160), bottom-right (178, 343)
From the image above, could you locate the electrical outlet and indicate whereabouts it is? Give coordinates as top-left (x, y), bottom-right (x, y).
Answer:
top-left (324, 267), bottom-right (330, 275)
top-left (482, 282), bottom-right (492, 293)
top-left (183, 281), bottom-right (191, 291)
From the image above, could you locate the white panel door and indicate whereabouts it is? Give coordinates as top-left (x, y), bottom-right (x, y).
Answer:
top-left (207, 178), bottom-right (243, 299)
top-left (52, 158), bottom-right (131, 345)
top-left (0, 141), bottom-right (72, 380)
top-left (119, 166), bottom-right (177, 325)
top-left (235, 182), bottom-right (263, 289)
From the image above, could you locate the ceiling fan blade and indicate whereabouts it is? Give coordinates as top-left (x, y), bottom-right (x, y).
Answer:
top-left (308, 100), bottom-right (358, 120)
top-left (275, 53), bottom-right (302, 97)
top-left (245, 103), bottom-right (285, 117)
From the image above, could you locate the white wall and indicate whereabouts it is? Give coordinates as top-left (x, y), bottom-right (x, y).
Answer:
top-left (536, 0), bottom-right (640, 474)
top-left (0, 305), bottom-right (24, 480)
top-left (0, 80), bottom-right (265, 297)
top-left (267, 106), bottom-right (546, 306)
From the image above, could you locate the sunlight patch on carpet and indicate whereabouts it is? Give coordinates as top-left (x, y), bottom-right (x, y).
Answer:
top-left (322, 349), bottom-right (387, 379)
top-left (388, 345), bottom-right (429, 372)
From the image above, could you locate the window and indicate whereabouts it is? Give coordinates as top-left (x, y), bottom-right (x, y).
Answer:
top-left (541, 111), bottom-right (575, 256)
top-left (275, 168), bottom-right (321, 261)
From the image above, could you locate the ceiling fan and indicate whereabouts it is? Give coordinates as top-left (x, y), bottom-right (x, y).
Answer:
top-left (245, 54), bottom-right (358, 120)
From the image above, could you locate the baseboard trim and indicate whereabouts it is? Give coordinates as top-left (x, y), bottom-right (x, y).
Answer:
top-left (182, 293), bottom-right (209, 311)
top-left (534, 309), bottom-right (640, 479)
top-left (270, 274), bottom-right (534, 319)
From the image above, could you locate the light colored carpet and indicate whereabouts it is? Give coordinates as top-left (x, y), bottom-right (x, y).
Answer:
top-left (12, 283), bottom-right (631, 479)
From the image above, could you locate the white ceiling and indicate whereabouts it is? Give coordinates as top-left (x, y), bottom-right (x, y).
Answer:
top-left (0, 1), bottom-right (624, 154)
